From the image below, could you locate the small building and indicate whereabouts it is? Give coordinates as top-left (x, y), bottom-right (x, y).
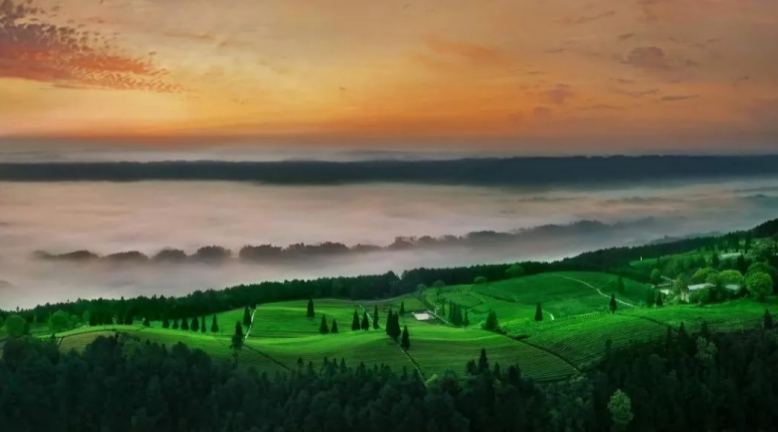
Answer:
top-left (412, 312), bottom-right (431, 321)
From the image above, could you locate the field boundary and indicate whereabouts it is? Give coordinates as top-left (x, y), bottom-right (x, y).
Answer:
top-left (359, 304), bottom-right (426, 379)
top-left (560, 276), bottom-right (636, 308)
top-left (503, 334), bottom-right (581, 376)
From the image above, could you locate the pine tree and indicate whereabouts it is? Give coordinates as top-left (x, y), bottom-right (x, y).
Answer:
top-left (463, 310), bottom-right (470, 327)
top-left (617, 277), bottom-right (626, 295)
top-left (243, 306), bottom-right (252, 327)
top-left (361, 311), bottom-right (369, 330)
top-left (656, 293), bottom-right (664, 307)
top-left (373, 305), bottom-right (380, 329)
top-left (191, 316), bottom-right (199, 332)
top-left (307, 299), bottom-right (315, 319)
top-left (484, 311), bottom-right (499, 332)
top-left (385, 309), bottom-right (393, 335)
top-left (331, 319), bottom-right (339, 334)
top-left (124, 313), bottom-right (133, 325)
top-left (478, 348), bottom-right (489, 374)
top-left (535, 303), bottom-right (543, 322)
top-left (351, 310), bottom-right (360, 331)
top-left (201, 316), bottom-right (206, 333)
top-left (143, 317), bottom-right (150, 327)
top-left (162, 316), bottom-right (170, 328)
top-left (319, 314), bottom-right (330, 334)
top-left (400, 325), bottom-right (410, 350)
top-left (712, 253), bottom-right (720, 268)
top-left (764, 309), bottom-right (774, 330)
top-left (609, 294), bottom-right (618, 313)
top-left (646, 288), bottom-right (656, 307)
top-left (172, 318), bottom-right (179, 330)
top-left (231, 322), bottom-right (244, 350)
top-left (388, 312), bottom-right (401, 340)
top-left (181, 317), bottom-right (190, 330)
top-left (399, 301), bottom-right (405, 316)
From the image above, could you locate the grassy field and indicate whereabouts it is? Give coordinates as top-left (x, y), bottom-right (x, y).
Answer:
top-left (47, 271), bottom-right (772, 383)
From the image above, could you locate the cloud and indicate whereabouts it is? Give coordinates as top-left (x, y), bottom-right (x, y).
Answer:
top-left (0, 0), bottom-right (180, 92)
top-left (422, 35), bottom-right (506, 66)
top-left (533, 106), bottom-right (552, 120)
top-left (622, 46), bottom-right (671, 70)
top-left (560, 10), bottom-right (616, 26)
top-left (162, 30), bottom-right (215, 42)
top-left (661, 94), bottom-right (698, 102)
top-left (614, 88), bottom-right (660, 98)
top-left (542, 84), bottom-right (574, 105)
top-left (618, 33), bottom-right (635, 41)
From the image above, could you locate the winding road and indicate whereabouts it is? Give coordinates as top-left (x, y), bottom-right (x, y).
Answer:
top-left (559, 276), bottom-right (636, 307)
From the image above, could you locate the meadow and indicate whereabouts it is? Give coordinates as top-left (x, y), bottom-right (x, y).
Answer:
top-left (47, 269), bottom-right (772, 382)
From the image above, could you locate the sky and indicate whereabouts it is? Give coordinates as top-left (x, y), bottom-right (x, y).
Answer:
top-left (1, 0), bottom-right (778, 153)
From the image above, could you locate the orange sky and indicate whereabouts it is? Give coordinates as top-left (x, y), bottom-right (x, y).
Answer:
top-left (1, 0), bottom-right (778, 151)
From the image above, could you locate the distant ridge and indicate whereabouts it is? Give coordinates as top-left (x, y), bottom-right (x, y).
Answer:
top-left (2, 155), bottom-right (778, 186)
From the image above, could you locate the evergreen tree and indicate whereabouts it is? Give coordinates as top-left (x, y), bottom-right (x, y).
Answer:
top-left (484, 311), bottom-right (499, 332)
top-left (319, 314), bottom-right (330, 334)
top-left (190, 316), bottom-right (199, 332)
top-left (399, 301), bottom-right (405, 316)
top-left (162, 315), bottom-right (170, 328)
top-left (143, 317), bottom-right (150, 327)
top-left (387, 311), bottom-right (401, 340)
top-left (172, 318), bottom-right (179, 330)
top-left (307, 299), bottom-right (315, 319)
top-left (124, 313), bottom-right (133, 325)
top-left (373, 305), bottom-right (380, 329)
top-left (231, 322), bottom-right (244, 350)
top-left (463, 310), bottom-right (470, 327)
top-left (617, 277), bottom-right (626, 295)
top-left (361, 311), bottom-right (369, 330)
top-left (351, 310), bottom-right (360, 331)
top-left (535, 303), bottom-right (543, 322)
top-left (764, 309), bottom-right (774, 330)
top-left (181, 317), bottom-right (190, 330)
top-left (243, 306), bottom-right (252, 327)
top-left (656, 293), bottom-right (664, 307)
top-left (331, 319), bottom-right (339, 334)
top-left (401, 325), bottom-right (410, 350)
top-left (385, 309), bottom-right (393, 335)
top-left (608, 389), bottom-right (634, 432)
top-left (609, 294), bottom-right (618, 314)
top-left (211, 315), bottom-right (219, 333)
top-left (477, 348), bottom-right (489, 373)
top-left (711, 253), bottom-right (720, 268)
top-left (201, 316), bottom-right (206, 333)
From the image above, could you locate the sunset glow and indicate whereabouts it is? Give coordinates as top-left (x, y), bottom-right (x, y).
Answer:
top-left (2, 0), bottom-right (778, 151)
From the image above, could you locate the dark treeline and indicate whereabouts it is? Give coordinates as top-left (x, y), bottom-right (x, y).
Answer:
top-left (31, 218), bottom-right (657, 265)
top-left (3, 322), bottom-right (778, 431)
top-left (4, 218), bottom-right (777, 328)
top-left (3, 156), bottom-right (778, 186)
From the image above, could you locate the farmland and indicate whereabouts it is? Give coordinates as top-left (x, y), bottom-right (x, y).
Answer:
top-left (46, 269), bottom-right (773, 383)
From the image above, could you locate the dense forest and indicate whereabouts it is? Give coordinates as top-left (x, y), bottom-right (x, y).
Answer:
top-left (2, 218), bottom-right (777, 329)
top-left (2, 320), bottom-right (777, 431)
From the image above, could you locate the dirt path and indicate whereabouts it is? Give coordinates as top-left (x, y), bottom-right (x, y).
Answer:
top-left (244, 308), bottom-right (257, 340)
top-left (559, 276), bottom-right (636, 307)
top-left (358, 304), bottom-right (426, 379)
top-left (546, 312), bottom-right (556, 321)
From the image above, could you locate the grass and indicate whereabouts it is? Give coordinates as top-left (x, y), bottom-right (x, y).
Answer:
top-left (48, 271), bottom-right (774, 383)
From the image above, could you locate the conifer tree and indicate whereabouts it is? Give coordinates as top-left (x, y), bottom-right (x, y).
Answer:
top-left (243, 306), bottom-right (252, 327)
top-left (609, 294), bottom-right (618, 313)
top-left (463, 310), bottom-right (470, 327)
top-left (191, 316), bottom-right (199, 332)
top-left (656, 293), bottom-right (664, 307)
top-left (361, 311), bottom-right (369, 330)
top-left (478, 348), bottom-right (489, 374)
top-left (143, 317), bottom-right (150, 327)
top-left (172, 318), bottom-right (179, 330)
top-left (351, 310), bottom-right (360, 331)
top-left (231, 322), bottom-right (244, 350)
top-left (399, 301), bottom-right (405, 316)
top-left (319, 314), bottom-right (330, 334)
top-left (535, 303), bottom-right (543, 322)
top-left (307, 299), bottom-right (315, 319)
top-left (201, 316), bottom-right (206, 333)
top-left (373, 305), bottom-right (380, 329)
top-left (124, 313), bottom-right (133, 325)
top-left (764, 309), bottom-right (774, 330)
top-left (331, 319), bottom-right (339, 334)
top-left (646, 288), bottom-right (656, 307)
top-left (162, 316), bottom-right (170, 328)
top-left (181, 317), bottom-right (190, 330)
top-left (385, 310), bottom-right (393, 335)
top-left (484, 311), bottom-right (499, 332)
top-left (210, 315), bottom-right (219, 333)
top-left (617, 277), bottom-right (626, 295)
top-left (401, 325), bottom-right (410, 350)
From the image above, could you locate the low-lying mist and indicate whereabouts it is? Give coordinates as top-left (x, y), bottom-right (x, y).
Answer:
top-left (1, 178), bottom-right (778, 309)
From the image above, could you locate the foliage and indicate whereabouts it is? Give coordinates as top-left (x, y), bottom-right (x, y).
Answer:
top-left (473, 276), bottom-right (488, 285)
top-left (747, 272), bottom-right (773, 301)
top-left (4, 314), bottom-right (26, 338)
top-left (608, 389), bottom-right (634, 432)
